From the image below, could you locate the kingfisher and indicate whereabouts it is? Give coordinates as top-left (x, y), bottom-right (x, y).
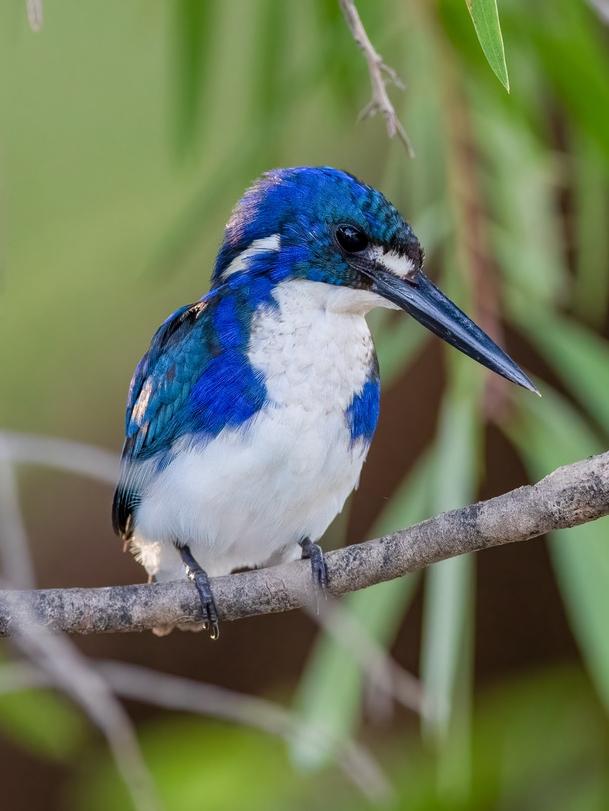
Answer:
top-left (112, 166), bottom-right (535, 638)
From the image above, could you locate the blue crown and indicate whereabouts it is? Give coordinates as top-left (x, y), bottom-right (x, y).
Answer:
top-left (213, 166), bottom-right (419, 281)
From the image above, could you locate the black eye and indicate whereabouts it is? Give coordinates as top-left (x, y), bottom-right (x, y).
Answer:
top-left (335, 224), bottom-right (369, 254)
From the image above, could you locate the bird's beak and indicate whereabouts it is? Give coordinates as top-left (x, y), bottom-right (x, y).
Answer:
top-left (366, 264), bottom-right (538, 394)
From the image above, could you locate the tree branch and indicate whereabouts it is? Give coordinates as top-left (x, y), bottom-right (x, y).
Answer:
top-left (339, 0), bottom-right (415, 157)
top-left (1, 451), bottom-right (608, 636)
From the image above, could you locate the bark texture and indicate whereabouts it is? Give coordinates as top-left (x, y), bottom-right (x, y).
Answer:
top-left (1, 451), bottom-right (607, 636)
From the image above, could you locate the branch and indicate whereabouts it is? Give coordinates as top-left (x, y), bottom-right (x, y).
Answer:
top-left (339, 0), bottom-right (415, 157)
top-left (0, 451), bottom-right (607, 635)
top-left (0, 431), bottom-right (423, 730)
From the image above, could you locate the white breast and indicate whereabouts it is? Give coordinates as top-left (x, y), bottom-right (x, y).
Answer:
top-left (132, 280), bottom-right (378, 581)
top-left (248, 280), bottom-right (376, 411)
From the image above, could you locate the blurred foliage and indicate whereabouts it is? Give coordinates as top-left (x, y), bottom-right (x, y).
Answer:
top-left (2, 0), bottom-right (609, 809)
top-left (381, 667), bottom-right (609, 811)
top-left (69, 720), bottom-right (311, 811)
top-left (172, 0), bottom-right (216, 157)
top-left (292, 451), bottom-right (432, 770)
top-left (71, 668), bottom-right (609, 811)
top-left (0, 683), bottom-right (85, 761)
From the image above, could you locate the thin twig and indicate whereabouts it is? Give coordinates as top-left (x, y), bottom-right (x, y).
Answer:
top-left (7, 613), bottom-right (160, 811)
top-left (0, 431), bottom-right (118, 484)
top-left (25, 0), bottom-right (43, 31)
top-left (339, 0), bottom-right (415, 156)
top-left (588, 0), bottom-right (609, 25)
top-left (0, 445), bottom-right (36, 588)
top-left (99, 661), bottom-right (391, 802)
top-left (0, 436), bottom-right (159, 811)
top-left (307, 596), bottom-right (423, 716)
top-left (0, 450), bottom-right (607, 635)
top-left (0, 660), bottom-right (392, 802)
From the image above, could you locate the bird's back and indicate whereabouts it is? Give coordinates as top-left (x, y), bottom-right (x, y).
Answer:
top-left (112, 283), bottom-right (268, 540)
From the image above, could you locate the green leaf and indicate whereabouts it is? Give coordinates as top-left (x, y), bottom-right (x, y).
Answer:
top-left (420, 354), bottom-right (481, 795)
top-left (313, 0), bottom-right (361, 114)
top-left (421, 559), bottom-right (474, 742)
top-left (465, 0), bottom-right (510, 91)
top-left (291, 452), bottom-right (434, 771)
top-left (172, 0), bottom-right (217, 157)
top-left (552, 529), bottom-right (609, 717)
top-left (512, 311), bottom-right (609, 438)
top-left (252, 0), bottom-right (288, 122)
top-left (509, 378), bottom-right (602, 463)
top-left (514, 0), bottom-right (609, 169)
top-left (572, 137), bottom-right (609, 327)
top-left (421, 359), bottom-right (479, 738)
top-left (508, 388), bottom-right (609, 715)
top-left (390, 667), bottom-right (609, 810)
top-left (474, 99), bottom-right (567, 308)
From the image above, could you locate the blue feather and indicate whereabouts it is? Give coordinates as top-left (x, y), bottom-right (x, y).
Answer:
top-left (346, 373), bottom-right (381, 444)
top-left (190, 351), bottom-right (266, 435)
top-left (113, 285), bottom-right (270, 537)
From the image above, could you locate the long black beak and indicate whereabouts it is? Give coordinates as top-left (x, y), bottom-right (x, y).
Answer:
top-left (369, 267), bottom-right (539, 394)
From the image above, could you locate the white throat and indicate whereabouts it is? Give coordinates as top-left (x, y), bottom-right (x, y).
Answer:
top-left (247, 279), bottom-right (379, 411)
top-left (272, 278), bottom-right (396, 315)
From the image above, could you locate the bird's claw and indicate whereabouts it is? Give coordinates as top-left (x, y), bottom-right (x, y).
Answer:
top-left (180, 545), bottom-right (220, 639)
top-left (187, 568), bottom-right (220, 640)
top-left (300, 538), bottom-right (328, 594)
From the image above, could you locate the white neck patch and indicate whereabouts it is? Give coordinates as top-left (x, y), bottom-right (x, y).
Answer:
top-left (371, 246), bottom-right (416, 280)
top-left (221, 234), bottom-right (281, 278)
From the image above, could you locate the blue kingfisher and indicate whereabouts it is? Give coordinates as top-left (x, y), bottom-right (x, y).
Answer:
top-left (113, 167), bottom-right (535, 637)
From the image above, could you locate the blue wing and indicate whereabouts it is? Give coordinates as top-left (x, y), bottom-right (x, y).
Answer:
top-left (112, 294), bottom-right (268, 539)
top-left (112, 300), bottom-right (211, 538)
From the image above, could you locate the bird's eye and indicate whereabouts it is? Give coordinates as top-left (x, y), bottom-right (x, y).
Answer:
top-left (335, 224), bottom-right (369, 254)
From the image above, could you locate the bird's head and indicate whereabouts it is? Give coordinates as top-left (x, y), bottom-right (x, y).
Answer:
top-left (213, 166), bottom-right (536, 393)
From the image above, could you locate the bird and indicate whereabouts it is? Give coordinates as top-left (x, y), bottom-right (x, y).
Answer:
top-left (112, 166), bottom-right (536, 638)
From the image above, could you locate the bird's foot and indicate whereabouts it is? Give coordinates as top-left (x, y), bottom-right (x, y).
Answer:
top-left (300, 537), bottom-right (328, 592)
top-left (178, 545), bottom-right (220, 640)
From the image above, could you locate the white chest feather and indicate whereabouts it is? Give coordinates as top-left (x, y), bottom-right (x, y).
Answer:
top-left (248, 280), bottom-right (376, 413)
top-left (133, 280), bottom-right (379, 580)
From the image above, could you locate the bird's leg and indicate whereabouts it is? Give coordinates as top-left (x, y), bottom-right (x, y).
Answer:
top-left (178, 544), bottom-right (220, 640)
top-left (299, 537), bottom-right (328, 591)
